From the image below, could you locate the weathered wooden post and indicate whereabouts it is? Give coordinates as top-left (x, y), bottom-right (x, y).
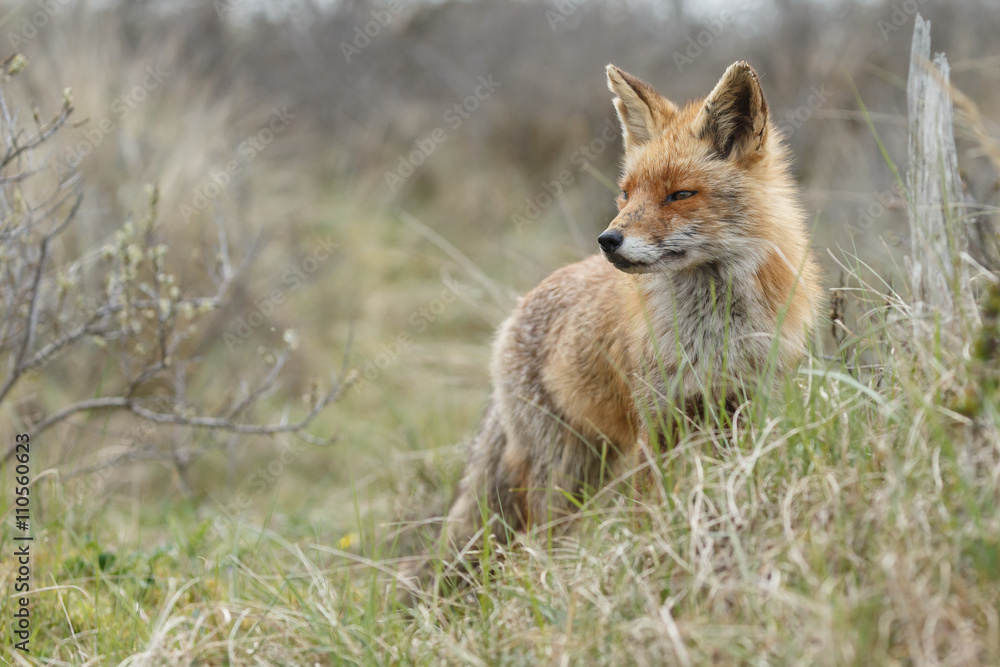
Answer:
top-left (905, 13), bottom-right (978, 328)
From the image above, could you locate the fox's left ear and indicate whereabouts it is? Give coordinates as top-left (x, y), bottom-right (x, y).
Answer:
top-left (697, 61), bottom-right (769, 164)
top-left (607, 64), bottom-right (678, 153)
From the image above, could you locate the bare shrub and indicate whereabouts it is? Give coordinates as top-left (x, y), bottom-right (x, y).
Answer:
top-left (0, 58), bottom-right (342, 483)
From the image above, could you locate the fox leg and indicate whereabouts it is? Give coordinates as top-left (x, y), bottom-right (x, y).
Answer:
top-left (515, 423), bottom-right (614, 534)
top-left (443, 398), bottom-right (528, 549)
top-left (397, 399), bottom-right (527, 599)
top-left (398, 396), bottom-right (619, 601)
top-left (453, 395), bottom-right (621, 542)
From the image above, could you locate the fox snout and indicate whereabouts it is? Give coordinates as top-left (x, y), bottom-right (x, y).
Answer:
top-left (598, 224), bottom-right (666, 273)
top-left (598, 199), bottom-right (689, 273)
top-left (599, 203), bottom-right (646, 264)
top-left (597, 229), bottom-right (624, 254)
top-left (598, 217), bottom-right (691, 274)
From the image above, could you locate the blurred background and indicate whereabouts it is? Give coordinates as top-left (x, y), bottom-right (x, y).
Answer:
top-left (2, 0), bottom-right (999, 551)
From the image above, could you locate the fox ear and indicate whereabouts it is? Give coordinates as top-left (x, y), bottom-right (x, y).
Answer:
top-left (697, 61), bottom-right (769, 163)
top-left (606, 64), bottom-right (677, 152)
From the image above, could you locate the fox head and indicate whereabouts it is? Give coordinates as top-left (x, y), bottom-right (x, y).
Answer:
top-left (599, 61), bottom-right (797, 275)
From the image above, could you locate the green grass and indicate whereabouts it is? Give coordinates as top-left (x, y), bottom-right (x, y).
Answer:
top-left (1, 9), bottom-right (999, 661)
top-left (3, 194), bottom-right (999, 664)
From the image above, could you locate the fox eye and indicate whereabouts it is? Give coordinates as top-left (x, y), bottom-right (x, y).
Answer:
top-left (621, 190), bottom-right (628, 201)
top-left (664, 190), bottom-right (697, 203)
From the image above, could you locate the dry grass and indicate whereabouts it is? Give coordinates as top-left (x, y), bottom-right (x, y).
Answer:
top-left (16, 271), bottom-right (1000, 665)
top-left (1, 0), bottom-right (999, 664)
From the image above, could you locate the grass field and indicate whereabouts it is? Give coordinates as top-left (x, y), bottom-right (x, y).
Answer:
top-left (2, 1), bottom-right (1000, 665)
top-left (8, 266), bottom-right (1000, 665)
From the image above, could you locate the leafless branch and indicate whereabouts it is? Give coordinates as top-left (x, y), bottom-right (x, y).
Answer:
top-left (0, 65), bottom-right (344, 474)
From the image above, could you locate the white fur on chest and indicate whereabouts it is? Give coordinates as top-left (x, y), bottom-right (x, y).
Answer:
top-left (635, 258), bottom-right (776, 399)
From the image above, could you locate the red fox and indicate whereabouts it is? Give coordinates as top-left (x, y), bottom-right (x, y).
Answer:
top-left (405, 61), bottom-right (821, 591)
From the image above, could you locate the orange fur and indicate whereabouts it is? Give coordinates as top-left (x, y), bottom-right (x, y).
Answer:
top-left (402, 61), bottom-right (823, 594)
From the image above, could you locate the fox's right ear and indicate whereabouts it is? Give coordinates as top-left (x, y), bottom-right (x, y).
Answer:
top-left (696, 61), bottom-right (769, 164)
top-left (606, 65), bottom-right (677, 153)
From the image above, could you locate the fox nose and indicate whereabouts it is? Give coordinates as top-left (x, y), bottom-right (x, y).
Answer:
top-left (598, 229), bottom-right (624, 254)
